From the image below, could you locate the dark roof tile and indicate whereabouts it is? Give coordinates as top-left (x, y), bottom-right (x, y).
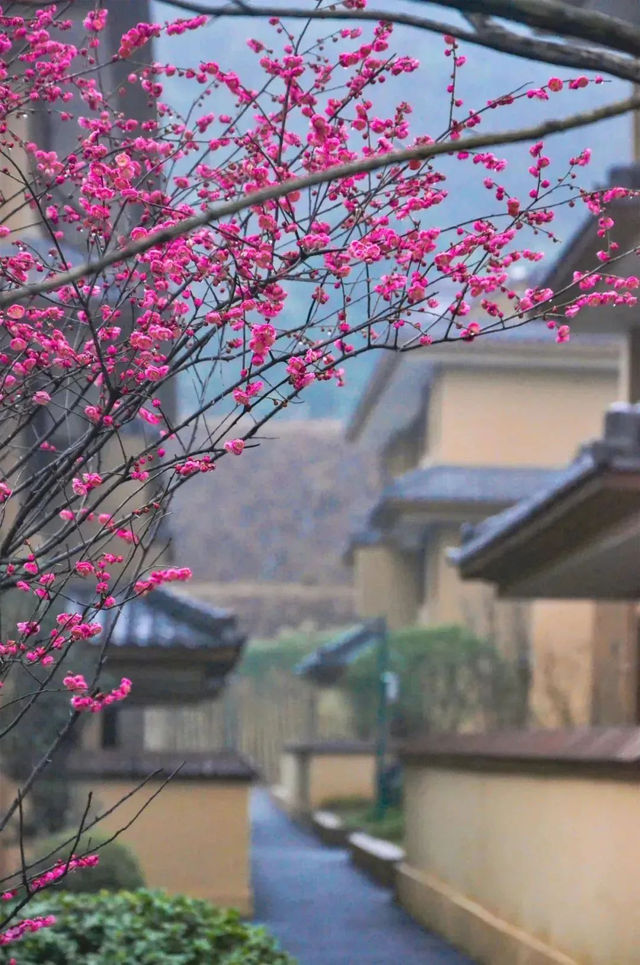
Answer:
top-left (73, 586), bottom-right (245, 653)
top-left (381, 464), bottom-right (561, 507)
top-left (68, 749), bottom-right (257, 781)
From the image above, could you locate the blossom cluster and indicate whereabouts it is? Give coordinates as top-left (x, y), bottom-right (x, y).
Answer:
top-left (63, 673), bottom-right (132, 713)
top-left (0, 1), bottom-right (631, 707)
top-left (0, 915), bottom-right (56, 947)
top-left (134, 566), bottom-right (193, 595)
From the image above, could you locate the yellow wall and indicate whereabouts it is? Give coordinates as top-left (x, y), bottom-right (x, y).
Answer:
top-left (591, 602), bottom-right (639, 725)
top-left (529, 601), bottom-right (596, 728)
top-left (427, 368), bottom-right (616, 467)
top-left (421, 529), bottom-right (529, 662)
top-left (75, 778), bottom-right (252, 914)
top-left (309, 753), bottom-right (375, 808)
top-left (429, 529), bottom-right (639, 727)
top-left (353, 545), bottom-right (421, 630)
top-left (278, 750), bottom-right (375, 813)
top-left (399, 763), bottom-right (640, 964)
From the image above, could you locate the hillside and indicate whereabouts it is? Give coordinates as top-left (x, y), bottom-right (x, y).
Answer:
top-left (170, 419), bottom-right (378, 596)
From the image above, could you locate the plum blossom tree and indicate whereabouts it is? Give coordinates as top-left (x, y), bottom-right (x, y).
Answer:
top-left (0, 0), bottom-right (638, 948)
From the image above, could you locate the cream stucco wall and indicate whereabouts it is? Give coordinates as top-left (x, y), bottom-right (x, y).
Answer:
top-left (399, 763), bottom-right (640, 963)
top-left (529, 601), bottom-right (596, 728)
top-left (421, 529), bottom-right (529, 662)
top-left (353, 545), bottom-right (421, 630)
top-left (591, 602), bottom-right (639, 725)
top-left (75, 778), bottom-right (252, 914)
top-left (309, 753), bottom-right (375, 808)
top-left (426, 368), bottom-right (616, 467)
top-left (278, 750), bottom-right (375, 813)
top-left (421, 532), bottom-right (636, 728)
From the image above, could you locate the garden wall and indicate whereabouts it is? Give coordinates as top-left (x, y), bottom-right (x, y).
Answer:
top-left (69, 750), bottom-right (255, 914)
top-left (275, 741), bottom-right (376, 815)
top-left (398, 729), bottom-right (640, 964)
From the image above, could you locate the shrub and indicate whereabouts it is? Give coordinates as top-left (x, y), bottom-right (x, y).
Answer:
top-left (7, 890), bottom-right (295, 964)
top-left (32, 831), bottom-right (145, 894)
top-left (322, 798), bottom-right (405, 843)
top-left (238, 629), bottom-right (338, 679)
top-left (341, 624), bottom-right (528, 739)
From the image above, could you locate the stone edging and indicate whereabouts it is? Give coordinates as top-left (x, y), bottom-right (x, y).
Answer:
top-left (348, 832), bottom-right (405, 888)
top-left (310, 809), bottom-right (405, 887)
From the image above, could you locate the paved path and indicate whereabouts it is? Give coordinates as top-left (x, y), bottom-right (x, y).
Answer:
top-left (251, 790), bottom-right (474, 965)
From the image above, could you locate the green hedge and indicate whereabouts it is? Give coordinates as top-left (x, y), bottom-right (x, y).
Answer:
top-left (5, 890), bottom-right (295, 964)
top-left (341, 624), bottom-right (528, 738)
top-left (237, 629), bottom-right (336, 679)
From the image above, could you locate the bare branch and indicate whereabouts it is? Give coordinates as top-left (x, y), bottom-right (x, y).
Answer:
top-left (414, 0), bottom-right (640, 57)
top-left (153, 1), bottom-right (640, 82)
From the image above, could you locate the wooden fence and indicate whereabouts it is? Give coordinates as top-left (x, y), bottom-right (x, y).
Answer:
top-left (145, 671), bottom-right (358, 784)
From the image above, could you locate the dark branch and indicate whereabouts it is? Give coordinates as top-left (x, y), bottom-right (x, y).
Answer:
top-left (1, 90), bottom-right (638, 309)
top-left (152, 1), bottom-right (640, 82)
top-left (413, 0), bottom-right (640, 58)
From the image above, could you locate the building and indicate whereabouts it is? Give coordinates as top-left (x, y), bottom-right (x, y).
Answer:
top-left (447, 162), bottom-right (640, 726)
top-left (346, 324), bottom-right (624, 725)
top-left (63, 587), bottom-right (256, 913)
top-left (453, 402), bottom-right (640, 726)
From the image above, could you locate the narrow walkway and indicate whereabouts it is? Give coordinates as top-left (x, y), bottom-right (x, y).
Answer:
top-left (251, 790), bottom-right (474, 965)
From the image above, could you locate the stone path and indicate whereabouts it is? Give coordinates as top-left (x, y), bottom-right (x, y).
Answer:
top-left (251, 789), bottom-right (475, 965)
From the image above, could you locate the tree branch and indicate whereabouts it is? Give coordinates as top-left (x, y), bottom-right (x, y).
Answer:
top-left (153, 1), bottom-right (640, 83)
top-left (410, 0), bottom-right (640, 58)
top-left (1, 90), bottom-right (637, 309)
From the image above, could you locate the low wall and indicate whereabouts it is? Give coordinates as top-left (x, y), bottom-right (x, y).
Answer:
top-left (276, 741), bottom-right (376, 815)
top-left (398, 729), bottom-right (640, 965)
top-left (69, 750), bottom-right (255, 915)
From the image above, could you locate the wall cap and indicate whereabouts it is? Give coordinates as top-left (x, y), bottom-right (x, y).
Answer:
top-left (68, 749), bottom-right (258, 782)
top-left (283, 739), bottom-right (377, 756)
top-left (400, 727), bottom-right (640, 777)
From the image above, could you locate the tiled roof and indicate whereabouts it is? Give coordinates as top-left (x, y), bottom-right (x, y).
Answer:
top-left (75, 586), bottom-right (245, 654)
top-left (380, 464), bottom-right (561, 508)
top-left (400, 727), bottom-right (640, 776)
top-left (68, 749), bottom-right (257, 781)
top-left (451, 403), bottom-right (640, 572)
top-left (295, 619), bottom-right (385, 685)
top-left (450, 455), bottom-right (597, 566)
top-left (365, 465), bottom-right (562, 536)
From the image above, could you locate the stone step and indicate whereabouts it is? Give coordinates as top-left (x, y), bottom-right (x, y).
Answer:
top-left (311, 810), bottom-right (350, 846)
top-left (348, 831), bottom-right (405, 888)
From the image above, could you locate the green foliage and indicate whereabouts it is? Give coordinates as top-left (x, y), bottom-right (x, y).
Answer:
top-left (34, 830), bottom-right (145, 893)
top-left (322, 798), bottom-right (405, 843)
top-left (341, 624), bottom-right (527, 739)
top-left (5, 890), bottom-right (296, 964)
top-left (237, 629), bottom-right (340, 679)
